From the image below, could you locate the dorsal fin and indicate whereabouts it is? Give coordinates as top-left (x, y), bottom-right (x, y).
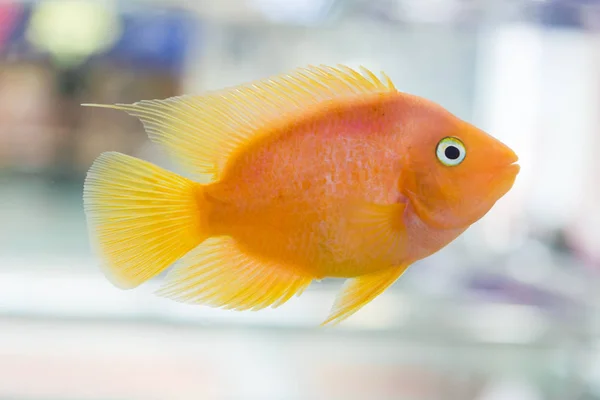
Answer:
top-left (82, 64), bottom-right (397, 181)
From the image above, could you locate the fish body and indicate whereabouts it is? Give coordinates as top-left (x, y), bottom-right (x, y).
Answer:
top-left (207, 94), bottom-right (461, 277)
top-left (83, 65), bottom-right (519, 325)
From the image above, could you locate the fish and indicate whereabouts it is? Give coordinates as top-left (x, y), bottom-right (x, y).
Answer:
top-left (82, 64), bottom-right (519, 326)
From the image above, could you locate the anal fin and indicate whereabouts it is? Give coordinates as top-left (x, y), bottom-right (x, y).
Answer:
top-left (322, 265), bottom-right (410, 326)
top-left (156, 236), bottom-right (313, 311)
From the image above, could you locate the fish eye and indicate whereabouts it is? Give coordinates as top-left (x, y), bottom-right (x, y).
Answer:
top-left (436, 137), bottom-right (466, 167)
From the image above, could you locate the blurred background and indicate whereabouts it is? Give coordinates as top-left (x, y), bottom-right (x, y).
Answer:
top-left (1, 0), bottom-right (600, 399)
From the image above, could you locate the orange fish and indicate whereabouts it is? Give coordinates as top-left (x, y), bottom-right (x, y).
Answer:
top-left (82, 65), bottom-right (519, 325)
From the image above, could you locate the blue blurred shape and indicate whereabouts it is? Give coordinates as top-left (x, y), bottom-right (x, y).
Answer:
top-left (0, 3), bottom-right (198, 73)
top-left (103, 8), bottom-right (198, 73)
top-left (529, 0), bottom-right (600, 28)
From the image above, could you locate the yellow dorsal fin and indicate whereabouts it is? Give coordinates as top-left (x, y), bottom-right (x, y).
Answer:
top-left (82, 64), bottom-right (397, 181)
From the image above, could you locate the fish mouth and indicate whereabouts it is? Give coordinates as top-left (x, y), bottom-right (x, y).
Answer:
top-left (490, 148), bottom-right (519, 176)
top-left (487, 160), bottom-right (520, 202)
top-left (499, 160), bottom-right (520, 177)
top-left (504, 161), bottom-right (520, 176)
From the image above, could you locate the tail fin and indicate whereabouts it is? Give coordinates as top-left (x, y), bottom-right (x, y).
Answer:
top-left (83, 152), bottom-right (208, 289)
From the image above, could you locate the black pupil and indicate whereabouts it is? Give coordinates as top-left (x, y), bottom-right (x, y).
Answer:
top-left (444, 145), bottom-right (460, 160)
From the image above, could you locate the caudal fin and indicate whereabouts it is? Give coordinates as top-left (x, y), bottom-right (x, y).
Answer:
top-left (83, 152), bottom-right (208, 289)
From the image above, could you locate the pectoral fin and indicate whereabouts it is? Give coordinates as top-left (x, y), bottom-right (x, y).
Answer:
top-left (322, 265), bottom-right (410, 326)
top-left (347, 201), bottom-right (406, 241)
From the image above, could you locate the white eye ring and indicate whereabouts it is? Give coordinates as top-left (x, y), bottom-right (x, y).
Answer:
top-left (436, 137), bottom-right (466, 166)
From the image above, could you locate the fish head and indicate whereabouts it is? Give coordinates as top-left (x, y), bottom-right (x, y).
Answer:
top-left (398, 99), bottom-right (519, 230)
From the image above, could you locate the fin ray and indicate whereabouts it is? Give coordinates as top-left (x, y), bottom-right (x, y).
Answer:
top-left (348, 201), bottom-right (406, 242)
top-left (330, 201), bottom-right (407, 263)
top-left (156, 236), bottom-right (313, 311)
top-left (83, 152), bottom-right (208, 289)
top-left (322, 265), bottom-right (410, 326)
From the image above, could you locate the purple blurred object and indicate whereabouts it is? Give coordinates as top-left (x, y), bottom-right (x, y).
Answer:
top-left (466, 272), bottom-right (577, 314)
top-left (0, 2), bottom-right (22, 50)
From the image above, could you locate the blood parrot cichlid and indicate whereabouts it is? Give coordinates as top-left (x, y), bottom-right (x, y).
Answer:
top-left (82, 64), bottom-right (519, 325)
